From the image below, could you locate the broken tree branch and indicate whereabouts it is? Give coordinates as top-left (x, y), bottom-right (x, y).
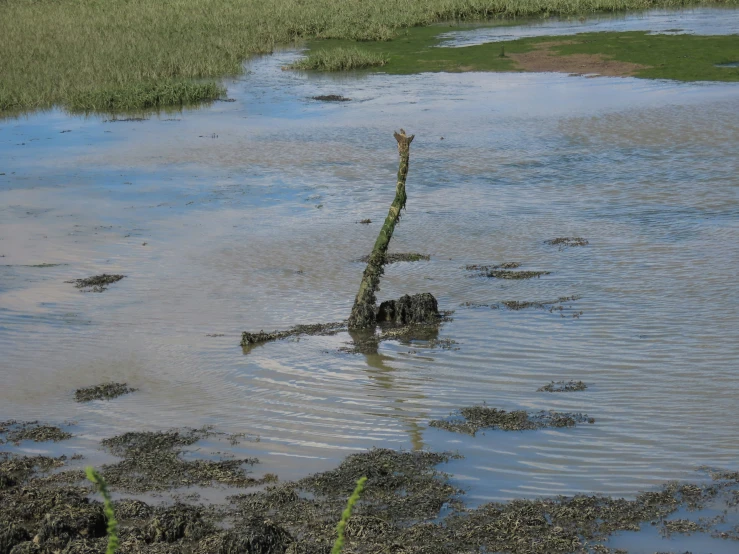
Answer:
top-left (348, 129), bottom-right (414, 329)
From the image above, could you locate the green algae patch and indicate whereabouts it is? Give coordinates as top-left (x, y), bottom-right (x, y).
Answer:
top-left (539, 380), bottom-right (588, 392)
top-left (74, 382), bottom-right (138, 402)
top-left (300, 28), bottom-right (739, 82)
top-left (0, 421), bottom-right (73, 445)
top-left (429, 405), bottom-right (593, 435)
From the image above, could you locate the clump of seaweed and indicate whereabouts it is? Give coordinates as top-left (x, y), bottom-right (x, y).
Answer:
top-left (429, 406), bottom-right (593, 435)
top-left (464, 262), bottom-right (549, 279)
top-left (358, 219), bottom-right (372, 224)
top-left (74, 382), bottom-right (138, 402)
top-left (312, 95), bottom-right (351, 102)
top-left (3, 444), bottom-right (739, 554)
top-left (487, 269), bottom-right (550, 279)
top-left (538, 380), bottom-right (588, 393)
top-left (465, 262), bottom-right (521, 271)
top-left (241, 321), bottom-right (346, 348)
top-left (545, 237), bottom-right (589, 249)
top-left (66, 274), bottom-right (125, 292)
top-left (358, 252), bottom-right (430, 264)
top-left (0, 420), bottom-right (72, 444)
top-left (98, 429), bottom-right (270, 492)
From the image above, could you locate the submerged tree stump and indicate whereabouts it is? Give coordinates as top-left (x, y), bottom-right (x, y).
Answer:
top-left (348, 130), bottom-right (415, 329)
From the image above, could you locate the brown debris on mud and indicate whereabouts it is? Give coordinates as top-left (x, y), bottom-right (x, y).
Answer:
top-left (0, 421), bottom-right (72, 445)
top-left (74, 382), bottom-right (138, 402)
top-left (538, 380), bottom-right (588, 393)
top-left (508, 41), bottom-right (648, 77)
top-left (429, 405), bottom-right (593, 436)
top-left (66, 273), bottom-right (125, 292)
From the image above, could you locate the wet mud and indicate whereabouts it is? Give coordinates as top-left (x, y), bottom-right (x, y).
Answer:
top-left (538, 380), bottom-right (588, 393)
top-left (66, 274), bottom-right (126, 293)
top-left (74, 382), bottom-right (138, 402)
top-left (0, 421), bottom-right (72, 445)
top-left (357, 252), bottom-right (430, 264)
top-left (429, 405), bottom-right (593, 435)
top-left (3, 441), bottom-right (739, 554)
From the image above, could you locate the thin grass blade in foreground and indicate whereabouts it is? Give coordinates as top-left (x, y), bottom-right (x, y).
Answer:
top-left (86, 466), bottom-right (119, 554)
top-left (331, 476), bottom-right (368, 554)
top-left (288, 47), bottom-right (388, 71)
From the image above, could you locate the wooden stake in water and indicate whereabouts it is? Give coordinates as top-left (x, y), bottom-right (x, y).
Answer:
top-left (348, 129), bottom-right (414, 329)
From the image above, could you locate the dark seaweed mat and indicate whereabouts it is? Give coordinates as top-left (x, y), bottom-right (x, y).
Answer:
top-left (98, 428), bottom-right (274, 493)
top-left (66, 274), bottom-right (125, 292)
top-left (3, 448), bottom-right (739, 554)
top-left (311, 95), bottom-right (351, 102)
top-left (538, 380), bottom-right (588, 393)
top-left (429, 406), bottom-right (593, 435)
top-left (74, 382), bottom-right (138, 402)
top-left (464, 262), bottom-right (549, 279)
top-left (241, 321), bottom-right (346, 348)
top-left (546, 237), bottom-right (589, 249)
top-left (0, 421), bottom-right (72, 445)
top-left (358, 252), bottom-right (430, 264)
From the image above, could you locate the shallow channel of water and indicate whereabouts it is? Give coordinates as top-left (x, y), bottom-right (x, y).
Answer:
top-left (1, 9), bottom-right (739, 550)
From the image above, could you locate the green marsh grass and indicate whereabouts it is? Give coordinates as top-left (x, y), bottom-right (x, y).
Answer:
top-left (85, 467), bottom-right (119, 554)
top-left (288, 47), bottom-right (389, 71)
top-left (331, 476), bottom-right (367, 554)
top-left (1, 0), bottom-right (737, 115)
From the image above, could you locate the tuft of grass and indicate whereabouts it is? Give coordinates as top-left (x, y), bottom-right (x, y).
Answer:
top-left (85, 467), bottom-right (119, 554)
top-left (331, 476), bottom-right (367, 554)
top-left (288, 47), bottom-right (388, 71)
top-left (67, 81), bottom-right (226, 113)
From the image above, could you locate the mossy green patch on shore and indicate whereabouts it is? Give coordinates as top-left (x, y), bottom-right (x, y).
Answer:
top-left (300, 27), bottom-right (739, 81)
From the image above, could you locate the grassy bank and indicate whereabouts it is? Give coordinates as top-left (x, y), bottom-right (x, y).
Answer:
top-left (294, 28), bottom-right (739, 80)
top-left (1, 0), bottom-right (737, 115)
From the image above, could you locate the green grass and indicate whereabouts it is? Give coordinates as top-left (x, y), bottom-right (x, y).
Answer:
top-left (85, 467), bottom-right (119, 554)
top-left (300, 27), bottom-right (739, 81)
top-left (1, 0), bottom-right (737, 116)
top-left (288, 47), bottom-right (389, 71)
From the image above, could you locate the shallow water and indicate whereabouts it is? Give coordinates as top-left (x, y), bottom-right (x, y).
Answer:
top-left (1, 8), bottom-right (739, 545)
top-left (438, 7), bottom-right (739, 47)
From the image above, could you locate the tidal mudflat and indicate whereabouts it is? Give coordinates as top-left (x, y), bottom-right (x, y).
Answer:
top-left (1, 8), bottom-right (739, 553)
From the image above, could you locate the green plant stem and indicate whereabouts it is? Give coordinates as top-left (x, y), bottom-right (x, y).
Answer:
top-left (332, 476), bottom-right (368, 554)
top-left (86, 466), bottom-right (119, 554)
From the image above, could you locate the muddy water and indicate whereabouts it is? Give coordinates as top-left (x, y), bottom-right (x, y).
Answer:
top-left (1, 7), bottom-right (739, 532)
